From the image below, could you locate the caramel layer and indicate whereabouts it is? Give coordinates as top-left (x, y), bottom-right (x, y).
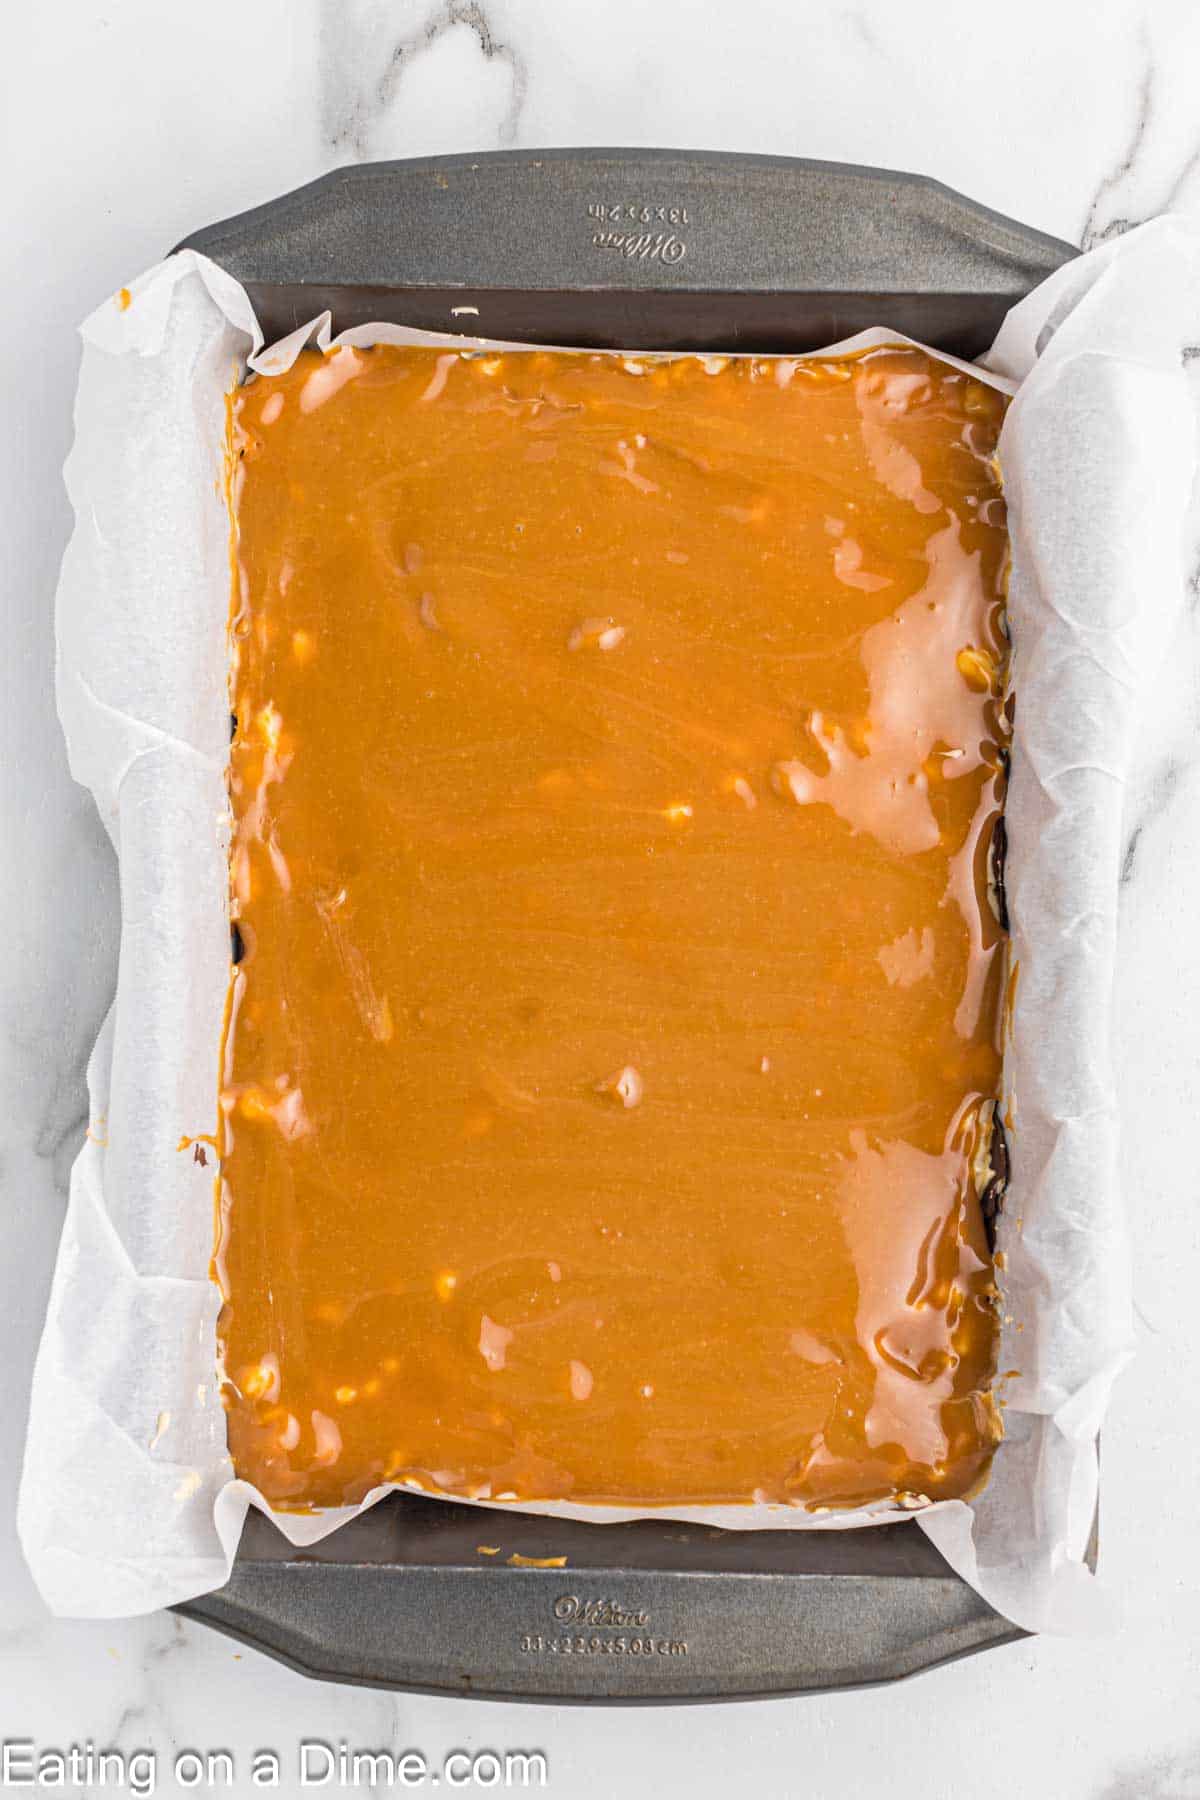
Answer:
top-left (218, 344), bottom-right (1009, 1511)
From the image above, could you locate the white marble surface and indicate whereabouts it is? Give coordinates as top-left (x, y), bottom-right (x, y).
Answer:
top-left (5, 2), bottom-right (1200, 1795)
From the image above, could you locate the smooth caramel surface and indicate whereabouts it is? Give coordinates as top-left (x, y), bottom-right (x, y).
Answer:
top-left (218, 343), bottom-right (1009, 1511)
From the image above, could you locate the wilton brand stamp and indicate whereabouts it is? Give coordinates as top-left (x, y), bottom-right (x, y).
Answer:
top-left (587, 201), bottom-right (690, 263)
top-left (514, 1593), bottom-right (688, 1661)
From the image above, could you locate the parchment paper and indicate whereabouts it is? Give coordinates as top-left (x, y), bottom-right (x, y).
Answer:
top-left (20, 218), bottom-right (1198, 1631)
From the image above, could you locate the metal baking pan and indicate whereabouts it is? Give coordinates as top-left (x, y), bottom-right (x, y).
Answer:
top-left (172, 148), bottom-right (1078, 1701)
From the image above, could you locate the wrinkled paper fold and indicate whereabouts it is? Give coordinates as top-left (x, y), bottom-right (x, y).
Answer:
top-left (20, 219), bottom-right (1199, 1631)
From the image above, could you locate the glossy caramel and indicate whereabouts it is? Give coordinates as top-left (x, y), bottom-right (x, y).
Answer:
top-left (218, 343), bottom-right (1009, 1511)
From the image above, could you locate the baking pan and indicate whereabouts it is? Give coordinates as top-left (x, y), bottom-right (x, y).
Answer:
top-left (172, 148), bottom-right (1078, 1700)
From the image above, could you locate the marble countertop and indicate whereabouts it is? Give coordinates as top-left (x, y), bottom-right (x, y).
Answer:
top-left (5, 2), bottom-right (1200, 1795)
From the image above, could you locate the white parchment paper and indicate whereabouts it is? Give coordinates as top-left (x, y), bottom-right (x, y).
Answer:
top-left (20, 219), bottom-right (1198, 1631)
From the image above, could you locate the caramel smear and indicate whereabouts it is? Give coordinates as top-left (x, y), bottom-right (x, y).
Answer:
top-left (218, 345), bottom-right (1009, 1511)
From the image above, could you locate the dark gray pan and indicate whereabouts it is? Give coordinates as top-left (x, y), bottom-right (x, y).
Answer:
top-left (173, 148), bottom-right (1078, 1701)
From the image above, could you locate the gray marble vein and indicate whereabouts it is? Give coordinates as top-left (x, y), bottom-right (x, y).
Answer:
top-left (1096, 1738), bottom-right (1200, 1800)
top-left (320, 0), bottom-right (527, 159)
top-left (1081, 22), bottom-right (1154, 248)
top-left (840, 6), bottom-right (881, 53)
top-left (1120, 757), bottom-right (1186, 887)
top-left (1081, 12), bottom-right (1200, 245)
